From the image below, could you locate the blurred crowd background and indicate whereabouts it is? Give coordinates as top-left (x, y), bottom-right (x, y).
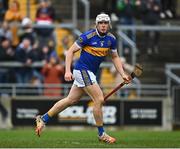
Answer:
top-left (0, 0), bottom-right (179, 97)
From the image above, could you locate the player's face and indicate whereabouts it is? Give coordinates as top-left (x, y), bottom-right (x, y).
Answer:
top-left (97, 21), bottom-right (109, 33)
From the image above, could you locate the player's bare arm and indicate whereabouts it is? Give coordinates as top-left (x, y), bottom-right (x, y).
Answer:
top-left (111, 51), bottom-right (130, 83)
top-left (65, 43), bottom-right (80, 81)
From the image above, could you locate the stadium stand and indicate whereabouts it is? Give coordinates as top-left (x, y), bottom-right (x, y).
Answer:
top-left (137, 28), bottom-right (180, 84)
top-left (9, 0), bottom-right (37, 21)
top-left (55, 28), bottom-right (74, 59)
top-left (0, 0), bottom-right (179, 90)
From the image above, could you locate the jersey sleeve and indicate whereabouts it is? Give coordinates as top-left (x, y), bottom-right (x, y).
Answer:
top-left (75, 33), bottom-right (88, 48)
top-left (110, 37), bottom-right (117, 53)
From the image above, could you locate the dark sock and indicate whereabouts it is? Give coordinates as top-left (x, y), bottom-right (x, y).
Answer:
top-left (41, 113), bottom-right (51, 124)
top-left (97, 126), bottom-right (104, 136)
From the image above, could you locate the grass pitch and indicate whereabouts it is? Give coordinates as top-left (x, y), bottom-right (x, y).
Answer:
top-left (0, 128), bottom-right (180, 148)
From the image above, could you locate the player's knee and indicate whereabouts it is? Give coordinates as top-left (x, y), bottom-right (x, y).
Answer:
top-left (94, 97), bottom-right (104, 106)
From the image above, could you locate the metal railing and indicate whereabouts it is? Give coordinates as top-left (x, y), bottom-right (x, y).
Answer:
top-left (165, 63), bottom-right (180, 97)
top-left (0, 83), bottom-right (168, 98)
top-left (117, 25), bottom-right (180, 32)
top-left (0, 61), bottom-right (142, 98)
top-left (0, 63), bottom-right (167, 98)
top-left (117, 25), bottom-right (180, 65)
top-left (117, 30), bottom-right (138, 65)
top-left (71, 0), bottom-right (90, 31)
top-left (78, 0), bottom-right (90, 31)
top-left (166, 64), bottom-right (180, 125)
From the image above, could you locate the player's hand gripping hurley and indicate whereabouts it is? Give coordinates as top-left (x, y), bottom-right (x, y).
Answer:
top-left (104, 64), bottom-right (143, 101)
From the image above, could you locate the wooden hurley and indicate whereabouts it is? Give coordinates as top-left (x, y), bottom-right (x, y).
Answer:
top-left (104, 64), bottom-right (143, 101)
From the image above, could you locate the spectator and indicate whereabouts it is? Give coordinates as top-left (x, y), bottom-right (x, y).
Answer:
top-left (0, 37), bottom-right (15, 83)
top-left (138, 0), bottom-right (161, 55)
top-left (26, 45), bottom-right (44, 96)
top-left (62, 35), bottom-right (76, 61)
top-left (35, 7), bottom-right (56, 49)
top-left (18, 17), bottom-right (38, 49)
top-left (19, 17), bottom-right (45, 84)
top-left (4, 0), bottom-right (23, 22)
top-left (4, 0), bottom-right (24, 47)
top-left (62, 35), bottom-right (79, 85)
top-left (0, 0), bottom-right (9, 22)
top-left (39, 45), bottom-right (53, 63)
top-left (2, 0), bottom-right (8, 10)
top-left (0, 21), bottom-right (13, 42)
top-left (41, 51), bottom-right (64, 97)
top-left (160, 0), bottom-right (176, 19)
top-left (36, 0), bottom-right (56, 22)
top-left (116, 0), bottom-right (137, 55)
top-left (0, 37), bottom-right (15, 61)
top-left (102, 0), bottom-right (119, 21)
top-left (15, 38), bottom-right (33, 84)
top-left (28, 46), bottom-right (44, 84)
top-left (36, 8), bottom-right (53, 25)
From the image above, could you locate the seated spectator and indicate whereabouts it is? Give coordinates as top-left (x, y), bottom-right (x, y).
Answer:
top-left (41, 51), bottom-right (64, 97)
top-left (15, 38), bottom-right (33, 84)
top-left (0, 21), bottom-right (13, 42)
top-left (4, 0), bottom-right (24, 47)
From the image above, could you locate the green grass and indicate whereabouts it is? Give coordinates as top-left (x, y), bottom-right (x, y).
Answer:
top-left (0, 128), bottom-right (180, 148)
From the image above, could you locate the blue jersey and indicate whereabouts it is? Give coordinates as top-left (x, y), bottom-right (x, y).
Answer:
top-left (74, 29), bottom-right (117, 74)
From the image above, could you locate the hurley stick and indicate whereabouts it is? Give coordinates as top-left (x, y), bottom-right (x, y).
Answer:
top-left (104, 64), bottom-right (143, 101)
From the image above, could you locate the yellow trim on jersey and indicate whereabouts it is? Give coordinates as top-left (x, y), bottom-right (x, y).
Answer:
top-left (83, 46), bottom-right (109, 56)
top-left (86, 31), bottom-right (97, 39)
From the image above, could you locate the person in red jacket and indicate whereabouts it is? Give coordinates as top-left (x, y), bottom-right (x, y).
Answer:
top-left (41, 51), bottom-right (64, 96)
